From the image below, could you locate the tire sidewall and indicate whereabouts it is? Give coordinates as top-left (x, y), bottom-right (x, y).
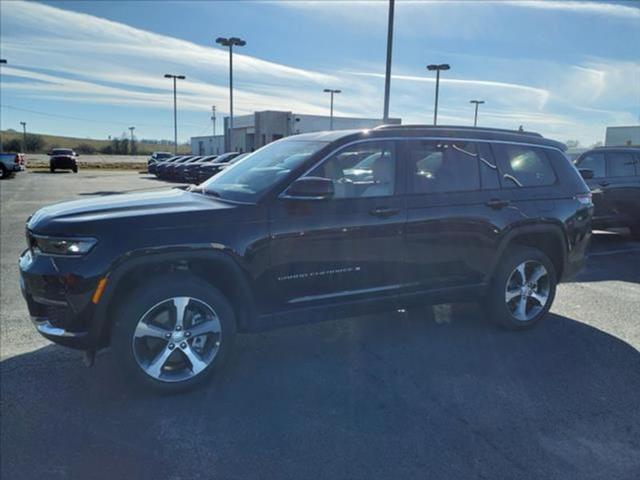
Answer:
top-left (112, 274), bottom-right (236, 393)
top-left (488, 246), bottom-right (557, 330)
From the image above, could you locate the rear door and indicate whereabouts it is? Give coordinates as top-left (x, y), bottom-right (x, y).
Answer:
top-left (604, 150), bottom-right (640, 225)
top-left (401, 139), bottom-right (512, 292)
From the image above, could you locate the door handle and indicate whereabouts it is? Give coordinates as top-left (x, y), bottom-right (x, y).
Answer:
top-left (599, 181), bottom-right (610, 187)
top-left (485, 199), bottom-right (511, 209)
top-left (369, 207), bottom-right (400, 218)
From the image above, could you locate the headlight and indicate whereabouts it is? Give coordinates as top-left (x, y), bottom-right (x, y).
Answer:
top-left (31, 235), bottom-right (98, 256)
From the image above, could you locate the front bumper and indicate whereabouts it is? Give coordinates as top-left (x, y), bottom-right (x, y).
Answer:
top-left (19, 249), bottom-right (97, 349)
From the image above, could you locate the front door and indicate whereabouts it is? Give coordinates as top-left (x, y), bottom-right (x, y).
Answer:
top-left (266, 140), bottom-right (406, 314)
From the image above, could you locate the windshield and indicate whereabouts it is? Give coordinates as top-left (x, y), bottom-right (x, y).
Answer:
top-left (201, 140), bottom-right (328, 202)
top-left (51, 149), bottom-right (73, 155)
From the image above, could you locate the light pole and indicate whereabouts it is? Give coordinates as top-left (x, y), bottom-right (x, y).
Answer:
top-left (211, 105), bottom-right (216, 136)
top-left (382, 0), bottom-right (395, 123)
top-left (426, 63), bottom-right (450, 125)
top-left (164, 73), bottom-right (185, 154)
top-left (216, 36), bottom-right (246, 152)
top-left (323, 89), bottom-right (341, 130)
top-left (469, 100), bottom-right (485, 127)
top-left (128, 126), bottom-right (135, 155)
top-left (20, 121), bottom-right (26, 153)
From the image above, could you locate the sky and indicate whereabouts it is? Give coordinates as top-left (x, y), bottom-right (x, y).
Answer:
top-left (0, 0), bottom-right (638, 146)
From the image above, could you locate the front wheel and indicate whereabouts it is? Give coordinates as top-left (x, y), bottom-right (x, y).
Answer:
top-left (112, 274), bottom-right (236, 392)
top-left (0, 165), bottom-right (6, 179)
top-left (485, 246), bottom-right (557, 330)
top-left (72, 166), bottom-right (78, 173)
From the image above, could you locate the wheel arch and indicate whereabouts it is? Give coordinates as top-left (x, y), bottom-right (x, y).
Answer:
top-left (91, 249), bottom-right (257, 347)
top-left (488, 222), bottom-right (568, 284)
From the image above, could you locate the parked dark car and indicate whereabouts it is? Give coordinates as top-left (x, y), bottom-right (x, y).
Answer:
top-left (147, 151), bottom-right (173, 170)
top-left (148, 155), bottom-right (180, 176)
top-left (176, 155), bottom-right (219, 184)
top-left (166, 156), bottom-right (202, 182)
top-left (181, 155), bottom-right (218, 184)
top-left (49, 148), bottom-right (78, 173)
top-left (195, 152), bottom-right (242, 184)
top-left (0, 152), bottom-right (26, 179)
top-left (19, 125), bottom-right (592, 392)
top-left (156, 156), bottom-right (194, 180)
top-left (574, 146), bottom-right (640, 239)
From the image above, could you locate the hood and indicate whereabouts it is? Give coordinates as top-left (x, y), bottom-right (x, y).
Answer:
top-left (28, 188), bottom-right (239, 236)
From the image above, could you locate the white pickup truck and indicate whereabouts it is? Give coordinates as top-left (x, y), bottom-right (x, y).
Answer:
top-left (0, 152), bottom-right (26, 179)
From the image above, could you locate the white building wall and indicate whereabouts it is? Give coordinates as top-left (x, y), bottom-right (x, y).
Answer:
top-left (605, 126), bottom-right (640, 146)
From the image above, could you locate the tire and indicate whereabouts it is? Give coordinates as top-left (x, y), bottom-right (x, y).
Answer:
top-left (485, 246), bottom-right (557, 330)
top-left (50, 166), bottom-right (55, 173)
top-left (0, 165), bottom-right (6, 179)
top-left (72, 166), bottom-right (78, 173)
top-left (629, 225), bottom-right (640, 242)
top-left (111, 273), bottom-right (237, 393)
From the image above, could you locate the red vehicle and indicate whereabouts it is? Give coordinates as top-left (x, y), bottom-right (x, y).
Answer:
top-left (0, 152), bottom-right (26, 179)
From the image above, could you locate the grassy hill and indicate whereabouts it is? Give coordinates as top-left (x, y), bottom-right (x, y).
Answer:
top-left (0, 130), bottom-right (191, 155)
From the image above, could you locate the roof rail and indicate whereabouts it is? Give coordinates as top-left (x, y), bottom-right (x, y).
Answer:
top-left (373, 124), bottom-right (543, 138)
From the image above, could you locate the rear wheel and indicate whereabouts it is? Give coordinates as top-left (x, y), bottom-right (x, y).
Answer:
top-left (485, 246), bottom-right (557, 330)
top-left (112, 274), bottom-right (236, 392)
top-left (0, 165), bottom-right (6, 179)
top-left (72, 165), bottom-right (78, 173)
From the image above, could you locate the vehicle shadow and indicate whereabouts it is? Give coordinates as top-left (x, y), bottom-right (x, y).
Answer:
top-left (28, 169), bottom-right (72, 174)
top-left (2, 306), bottom-right (639, 479)
top-left (569, 230), bottom-right (640, 284)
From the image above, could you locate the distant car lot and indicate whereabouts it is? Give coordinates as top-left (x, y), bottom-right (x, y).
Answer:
top-left (1, 170), bottom-right (639, 479)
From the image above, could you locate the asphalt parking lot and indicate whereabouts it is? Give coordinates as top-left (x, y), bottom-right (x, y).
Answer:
top-left (1, 170), bottom-right (639, 480)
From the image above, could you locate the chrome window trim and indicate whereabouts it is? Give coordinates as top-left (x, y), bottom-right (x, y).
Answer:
top-left (279, 136), bottom-right (565, 198)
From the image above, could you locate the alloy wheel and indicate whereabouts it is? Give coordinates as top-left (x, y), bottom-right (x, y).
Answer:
top-left (132, 297), bottom-right (222, 382)
top-left (504, 261), bottom-right (550, 321)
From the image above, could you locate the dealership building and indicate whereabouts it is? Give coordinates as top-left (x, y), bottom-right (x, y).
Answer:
top-left (190, 110), bottom-right (401, 155)
top-left (605, 126), bottom-right (640, 146)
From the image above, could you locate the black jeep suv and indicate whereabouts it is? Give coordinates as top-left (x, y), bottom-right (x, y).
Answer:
top-left (19, 126), bottom-right (593, 392)
top-left (574, 146), bottom-right (640, 239)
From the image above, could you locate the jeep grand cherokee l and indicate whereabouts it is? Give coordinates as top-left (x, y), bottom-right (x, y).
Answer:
top-left (19, 126), bottom-right (593, 392)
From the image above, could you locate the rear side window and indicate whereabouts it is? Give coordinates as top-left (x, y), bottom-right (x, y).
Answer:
top-left (406, 140), bottom-right (480, 193)
top-left (493, 144), bottom-right (557, 188)
top-left (607, 151), bottom-right (636, 177)
top-left (577, 152), bottom-right (605, 178)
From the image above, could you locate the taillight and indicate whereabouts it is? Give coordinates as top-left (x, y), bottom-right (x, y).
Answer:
top-left (14, 155), bottom-right (20, 164)
top-left (575, 193), bottom-right (592, 205)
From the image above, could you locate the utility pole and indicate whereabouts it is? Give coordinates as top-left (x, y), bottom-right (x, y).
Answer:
top-left (323, 89), bottom-right (341, 130)
top-left (20, 122), bottom-right (26, 153)
top-left (211, 105), bottom-right (216, 136)
top-left (128, 126), bottom-right (135, 155)
top-left (426, 64), bottom-right (450, 125)
top-left (469, 100), bottom-right (485, 127)
top-left (216, 37), bottom-right (246, 152)
top-left (383, 0), bottom-right (395, 123)
top-left (164, 73), bottom-right (186, 154)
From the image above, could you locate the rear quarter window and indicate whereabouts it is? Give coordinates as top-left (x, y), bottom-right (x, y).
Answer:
top-left (606, 151), bottom-right (636, 177)
top-left (493, 144), bottom-right (557, 188)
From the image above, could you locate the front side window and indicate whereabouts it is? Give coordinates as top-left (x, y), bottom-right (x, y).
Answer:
top-left (407, 140), bottom-right (480, 193)
top-left (202, 139), bottom-right (328, 202)
top-left (607, 152), bottom-right (636, 177)
top-left (306, 141), bottom-right (396, 198)
top-left (577, 152), bottom-right (606, 178)
top-left (494, 144), bottom-right (557, 188)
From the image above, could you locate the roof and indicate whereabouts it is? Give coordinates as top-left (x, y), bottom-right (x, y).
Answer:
top-left (287, 125), bottom-right (566, 150)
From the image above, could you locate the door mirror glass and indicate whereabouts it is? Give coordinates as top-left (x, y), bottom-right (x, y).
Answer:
top-left (579, 168), bottom-right (594, 180)
top-left (284, 177), bottom-right (334, 199)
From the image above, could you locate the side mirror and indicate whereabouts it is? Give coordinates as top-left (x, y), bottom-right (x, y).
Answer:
top-left (284, 177), bottom-right (334, 199)
top-left (579, 168), bottom-right (594, 180)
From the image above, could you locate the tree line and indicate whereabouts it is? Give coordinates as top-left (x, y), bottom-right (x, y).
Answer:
top-left (1, 133), bottom-right (163, 155)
